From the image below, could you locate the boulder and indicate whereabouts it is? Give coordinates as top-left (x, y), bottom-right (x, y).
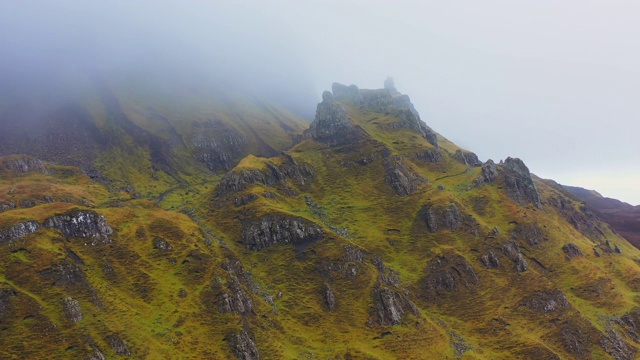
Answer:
top-left (322, 284), bottom-right (336, 311)
top-left (62, 297), bottom-right (83, 322)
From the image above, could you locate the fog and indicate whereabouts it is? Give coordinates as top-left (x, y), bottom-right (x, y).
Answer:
top-left (1, 1), bottom-right (639, 204)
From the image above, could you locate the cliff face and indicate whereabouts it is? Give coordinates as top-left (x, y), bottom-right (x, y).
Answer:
top-left (0, 81), bottom-right (639, 359)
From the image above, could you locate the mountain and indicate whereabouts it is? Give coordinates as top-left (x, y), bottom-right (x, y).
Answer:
top-left (2, 79), bottom-right (640, 359)
top-left (563, 185), bottom-right (640, 249)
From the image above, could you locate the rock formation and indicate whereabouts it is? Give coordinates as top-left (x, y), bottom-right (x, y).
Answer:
top-left (241, 215), bottom-right (324, 251)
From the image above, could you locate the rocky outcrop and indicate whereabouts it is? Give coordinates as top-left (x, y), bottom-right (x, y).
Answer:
top-left (62, 297), bottom-right (83, 322)
top-left (479, 250), bottom-right (500, 268)
top-left (215, 155), bottom-right (314, 197)
top-left (1, 155), bottom-right (48, 174)
top-left (415, 148), bottom-right (443, 163)
top-left (0, 221), bottom-right (41, 245)
top-left (601, 327), bottom-right (637, 360)
top-left (191, 120), bottom-right (248, 172)
top-left (502, 241), bottom-right (528, 272)
top-left (0, 201), bottom-right (16, 213)
top-left (234, 193), bottom-right (259, 207)
top-left (106, 334), bottom-right (131, 356)
top-left (520, 290), bottom-right (569, 314)
top-left (229, 331), bottom-right (259, 360)
top-left (152, 236), bottom-right (173, 251)
top-left (501, 157), bottom-right (542, 209)
top-left (0, 288), bottom-right (17, 315)
top-left (452, 150), bottom-right (481, 166)
top-left (304, 91), bottom-right (366, 146)
top-left (474, 160), bottom-right (498, 186)
top-left (322, 283), bottom-right (336, 311)
top-left (384, 156), bottom-right (427, 196)
top-left (548, 196), bottom-right (603, 240)
top-left (370, 287), bottom-right (419, 326)
top-left (44, 210), bottom-right (113, 245)
top-left (421, 254), bottom-right (479, 300)
top-left (215, 276), bottom-right (253, 315)
top-left (38, 260), bottom-right (88, 288)
top-left (241, 215), bottom-right (324, 251)
top-left (511, 223), bottom-right (544, 246)
top-left (562, 243), bottom-right (583, 260)
top-left (419, 203), bottom-right (479, 235)
top-left (332, 82), bottom-right (362, 104)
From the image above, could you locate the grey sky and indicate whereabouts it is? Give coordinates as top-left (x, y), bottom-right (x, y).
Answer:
top-left (1, 1), bottom-right (639, 204)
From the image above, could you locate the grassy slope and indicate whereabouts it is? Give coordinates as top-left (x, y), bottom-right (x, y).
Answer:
top-left (1, 99), bottom-right (640, 359)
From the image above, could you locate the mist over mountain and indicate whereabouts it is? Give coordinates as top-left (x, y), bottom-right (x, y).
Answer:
top-left (2, 2), bottom-right (640, 359)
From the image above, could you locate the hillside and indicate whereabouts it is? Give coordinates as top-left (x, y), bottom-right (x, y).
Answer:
top-left (563, 185), bottom-right (640, 249)
top-left (2, 80), bottom-right (640, 359)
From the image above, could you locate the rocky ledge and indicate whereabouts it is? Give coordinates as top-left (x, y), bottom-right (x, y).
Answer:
top-left (1, 155), bottom-right (49, 174)
top-left (241, 214), bottom-right (324, 251)
top-left (303, 91), bottom-right (367, 146)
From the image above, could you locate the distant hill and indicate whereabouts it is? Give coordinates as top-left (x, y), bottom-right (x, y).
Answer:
top-left (563, 184), bottom-right (640, 248)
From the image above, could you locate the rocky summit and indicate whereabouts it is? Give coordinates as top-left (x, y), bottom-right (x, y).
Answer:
top-left (1, 79), bottom-right (640, 359)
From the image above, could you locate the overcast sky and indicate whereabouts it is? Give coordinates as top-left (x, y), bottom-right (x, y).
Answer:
top-left (1, 1), bottom-right (639, 204)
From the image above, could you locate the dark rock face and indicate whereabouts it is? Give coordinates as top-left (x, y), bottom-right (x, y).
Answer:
top-left (421, 254), bottom-right (479, 300)
top-left (475, 160), bottom-right (498, 186)
top-left (44, 210), bottom-right (113, 245)
top-left (332, 82), bottom-right (362, 104)
top-left (512, 223), bottom-right (544, 246)
top-left (0, 288), bottom-right (17, 315)
top-left (520, 290), bottom-right (569, 314)
top-left (548, 196), bottom-right (603, 240)
top-left (62, 297), bottom-right (82, 322)
top-left (452, 150), bottom-right (481, 166)
top-left (0, 220), bottom-right (41, 245)
top-left (419, 203), bottom-right (479, 235)
top-left (1, 155), bottom-right (48, 174)
top-left (479, 250), bottom-right (500, 268)
top-left (241, 215), bottom-right (324, 251)
top-left (0, 201), bottom-right (16, 213)
top-left (343, 245), bottom-right (365, 263)
top-left (152, 236), bottom-right (173, 251)
top-left (322, 283), bottom-right (336, 311)
top-left (191, 120), bottom-right (248, 172)
top-left (370, 287), bottom-right (419, 326)
top-left (502, 241), bottom-right (528, 272)
top-left (415, 148), bottom-right (443, 163)
top-left (304, 91), bottom-right (366, 146)
top-left (230, 331), bottom-right (259, 360)
top-left (562, 243), bottom-right (583, 260)
top-left (601, 327), bottom-right (637, 360)
top-left (234, 193), bottom-right (259, 207)
top-left (501, 157), bottom-right (542, 209)
top-left (38, 260), bottom-right (88, 288)
top-left (216, 277), bottom-right (253, 315)
top-left (561, 322), bottom-right (589, 356)
top-left (106, 334), bottom-right (131, 356)
top-left (619, 308), bottom-right (640, 343)
top-left (384, 156), bottom-right (426, 196)
top-left (215, 155), bottom-right (314, 197)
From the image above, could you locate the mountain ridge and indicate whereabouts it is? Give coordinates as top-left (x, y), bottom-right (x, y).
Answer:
top-left (0, 80), bottom-right (639, 359)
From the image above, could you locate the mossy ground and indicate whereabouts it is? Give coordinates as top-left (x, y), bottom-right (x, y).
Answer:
top-left (1, 99), bottom-right (640, 359)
